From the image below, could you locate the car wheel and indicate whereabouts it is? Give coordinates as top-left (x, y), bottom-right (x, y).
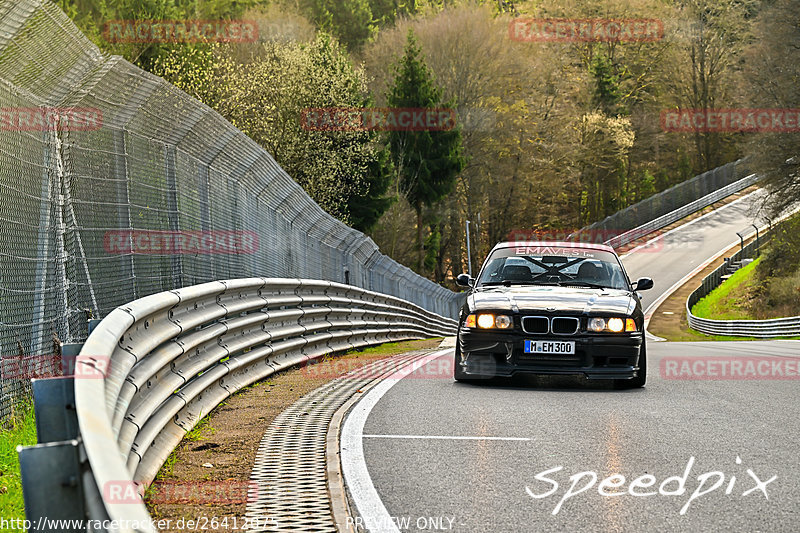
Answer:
top-left (615, 340), bottom-right (647, 389)
top-left (453, 345), bottom-right (471, 382)
top-left (453, 345), bottom-right (487, 382)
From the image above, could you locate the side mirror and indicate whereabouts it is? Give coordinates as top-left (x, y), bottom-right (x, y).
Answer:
top-left (456, 273), bottom-right (474, 287)
top-left (633, 277), bottom-right (654, 291)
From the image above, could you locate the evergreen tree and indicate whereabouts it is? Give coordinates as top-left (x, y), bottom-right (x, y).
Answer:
top-left (300, 0), bottom-right (375, 49)
top-left (387, 29), bottom-right (465, 271)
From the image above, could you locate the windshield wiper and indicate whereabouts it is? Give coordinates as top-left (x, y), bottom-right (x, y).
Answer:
top-left (557, 281), bottom-right (608, 289)
top-left (480, 280), bottom-right (556, 287)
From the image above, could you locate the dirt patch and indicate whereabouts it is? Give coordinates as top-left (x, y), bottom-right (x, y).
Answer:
top-left (145, 337), bottom-right (443, 531)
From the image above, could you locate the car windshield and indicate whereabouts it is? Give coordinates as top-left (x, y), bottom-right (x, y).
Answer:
top-left (477, 245), bottom-right (630, 290)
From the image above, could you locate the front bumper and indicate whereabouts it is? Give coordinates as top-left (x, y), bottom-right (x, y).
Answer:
top-left (457, 328), bottom-right (643, 380)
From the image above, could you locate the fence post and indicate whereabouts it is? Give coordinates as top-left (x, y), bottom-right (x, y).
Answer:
top-left (113, 128), bottom-right (137, 299)
top-left (164, 145), bottom-right (183, 288)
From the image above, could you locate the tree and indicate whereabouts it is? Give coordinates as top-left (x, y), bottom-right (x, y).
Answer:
top-left (663, 0), bottom-right (752, 173)
top-left (298, 0), bottom-right (375, 49)
top-left (153, 33), bottom-right (394, 230)
top-left (743, 0), bottom-right (800, 217)
top-left (387, 29), bottom-right (465, 271)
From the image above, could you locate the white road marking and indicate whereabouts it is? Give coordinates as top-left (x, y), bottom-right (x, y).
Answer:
top-left (639, 203), bottom-right (800, 334)
top-left (618, 187), bottom-right (761, 260)
top-left (340, 349), bottom-right (451, 533)
top-left (363, 434), bottom-right (530, 441)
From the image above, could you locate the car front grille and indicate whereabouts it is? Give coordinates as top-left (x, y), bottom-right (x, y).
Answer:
top-left (521, 315), bottom-right (580, 335)
top-left (521, 316), bottom-right (549, 334)
top-left (552, 317), bottom-right (580, 335)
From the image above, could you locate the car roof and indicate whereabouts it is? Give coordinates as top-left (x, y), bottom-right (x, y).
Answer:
top-left (491, 240), bottom-right (617, 254)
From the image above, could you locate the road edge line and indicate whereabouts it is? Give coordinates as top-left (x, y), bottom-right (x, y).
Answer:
top-left (338, 349), bottom-right (452, 533)
top-left (619, 188), bottom-right (761, 260)
top-left (643, 204), bottom-right (800, 340)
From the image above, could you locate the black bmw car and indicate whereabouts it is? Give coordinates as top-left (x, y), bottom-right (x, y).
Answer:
top-left (454, 241), bottom-right (653, 388)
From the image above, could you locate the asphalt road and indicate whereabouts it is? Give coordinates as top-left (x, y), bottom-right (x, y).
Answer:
top-left (619, 188), bottom-right (769, 313)
top-left (343, 188), bottom-right (800, 533)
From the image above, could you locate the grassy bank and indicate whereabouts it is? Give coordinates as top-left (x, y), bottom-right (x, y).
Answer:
top-left (0, 401), bottom-right (37, 523)
top-left (691, 257), bottom-right (762, 320)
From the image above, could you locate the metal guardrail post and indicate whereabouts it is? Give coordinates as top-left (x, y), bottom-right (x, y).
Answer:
top-left (19, 342), bottom-right (88, 532)
top-left (686, 211), bottom-right (800, 337)
top-left (18, 440), bottom-right (85, 533)
top-left (751, 224), bottom-right (759, 254)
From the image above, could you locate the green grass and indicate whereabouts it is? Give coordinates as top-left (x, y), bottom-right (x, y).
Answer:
top-left (185, 415), bottom-right (215, 442)
top-left (692, 257), bottom-right (761, 320)
top-left (0, 401), bottom-right (37, 522)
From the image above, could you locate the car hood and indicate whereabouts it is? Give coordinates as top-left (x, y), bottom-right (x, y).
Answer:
top-left (468, 285), bottom-right (637, 316)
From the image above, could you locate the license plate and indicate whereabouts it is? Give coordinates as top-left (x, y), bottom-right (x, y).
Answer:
top-left (524, 340), bottom-right (575, 355)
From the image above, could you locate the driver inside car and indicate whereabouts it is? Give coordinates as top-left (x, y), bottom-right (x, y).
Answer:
top-left (576, 261), bottom-right (611, 286)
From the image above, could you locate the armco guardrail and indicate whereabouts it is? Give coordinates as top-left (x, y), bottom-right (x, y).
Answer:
top-left (603, 172), bottom-right (760, 249)
top-left (686, 228), bottom-right (800, 338)
top-left (574, 158), bottom-right (753, 247)
top-left (688, 314), bottom-right (800, 337)
top-left (21, 278), bottom-right (456, 531)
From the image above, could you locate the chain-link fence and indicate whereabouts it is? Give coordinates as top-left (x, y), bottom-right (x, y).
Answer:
top-left (581, 159), bottom-right (752, 236)
top-left (0, 0), bottom-right (461, 419)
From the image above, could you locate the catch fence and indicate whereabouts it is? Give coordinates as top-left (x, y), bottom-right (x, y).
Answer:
top-left (0, 0), bottom-right (459, 419)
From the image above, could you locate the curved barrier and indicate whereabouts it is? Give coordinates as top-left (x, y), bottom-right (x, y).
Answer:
top-left (74, 278), bottom-right (457, 531)
top-left (686, 230), bottom-right (800, 338)
top-left (598, 172), bottom-right (760, 249)
top-left (687, 312), bottom-right (800, 337)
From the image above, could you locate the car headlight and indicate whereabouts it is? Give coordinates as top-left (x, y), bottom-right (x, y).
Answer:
top-left (588, 317), bottom-right (638, 333)
top-left (466, 313), bottom-right (513, 329)
top-left (495, 315), bottom-right (513, 329)
top-left (607, 318), bottom-right (624, 332)
top-left (588, 317), bottom-right (606, 332)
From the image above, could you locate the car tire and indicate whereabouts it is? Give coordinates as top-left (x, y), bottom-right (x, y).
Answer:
top-left (615, 340), bottom-right (647, 389)
top-left (453, 345), bottom-right (471, 382)
top-left (453, 345), bottom-right (487, 382)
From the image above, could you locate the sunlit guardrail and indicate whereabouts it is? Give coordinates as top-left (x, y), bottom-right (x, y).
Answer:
top-left (686, 227), bottom-right (800, 338)
top-left (22, 278), bottom-right (456, 532)
top-left (603, 172), bottom-right (760, 249)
